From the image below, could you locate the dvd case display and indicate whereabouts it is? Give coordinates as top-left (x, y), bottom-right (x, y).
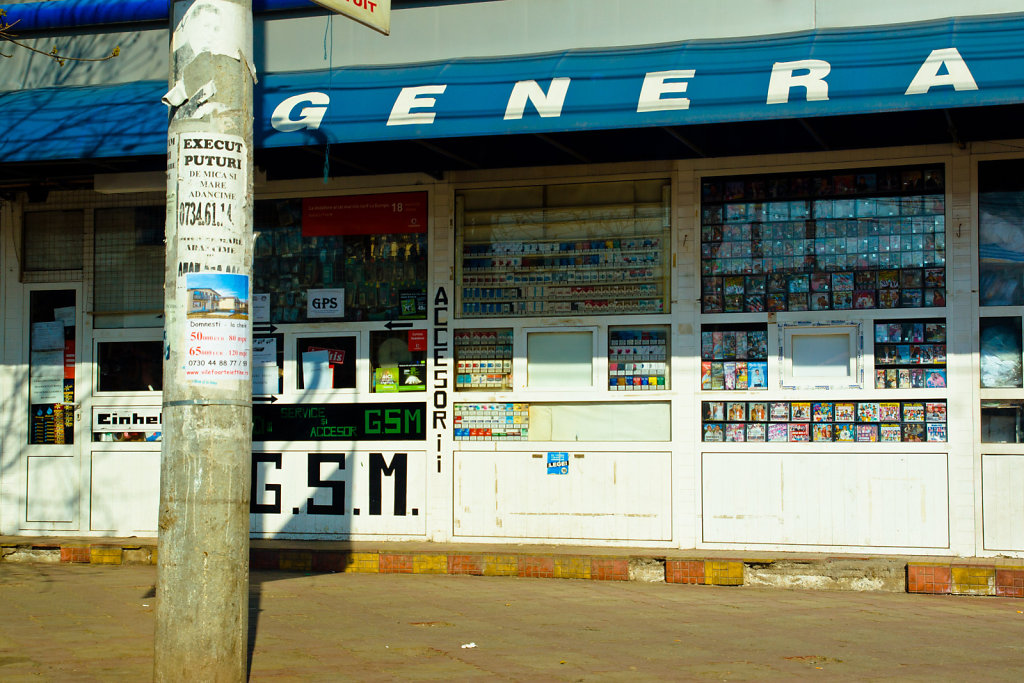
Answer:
top-left (701, 165), bottom-right (945, 313)
top-left (700, 324), bottom-right (769, 390)
top-left (874, 319), bottom-right (947, 388)
top-left (701, 400), bottom-right (947, 442)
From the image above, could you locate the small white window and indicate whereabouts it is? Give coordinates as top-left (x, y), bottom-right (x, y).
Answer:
top-left (526, 330), bottom-right (594, 388)
top-left (780, 322), bottom-right (861, 389)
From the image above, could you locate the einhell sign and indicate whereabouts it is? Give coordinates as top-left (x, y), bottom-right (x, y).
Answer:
top-left (311, 0), bottom-right (390, 35)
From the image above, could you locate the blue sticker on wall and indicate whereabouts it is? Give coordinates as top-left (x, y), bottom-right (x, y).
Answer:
top-left (547, 452), bottom-right (569, 475)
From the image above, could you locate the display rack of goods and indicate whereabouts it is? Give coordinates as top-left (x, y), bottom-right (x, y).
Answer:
top-left (701, 165), bottom-right (945, 313)
top-left (455, 329), bottom-right (514, 390)
top-left (873, 320), bottom-right (947, 388)
top-left (701, 399), bottom-right (947, 442)
top-left (609, 327), bottom-right (669, 390)
top-left (700, 325), bottom-right (769, 390)
top-left (454, 403), bottom-right (529, 440)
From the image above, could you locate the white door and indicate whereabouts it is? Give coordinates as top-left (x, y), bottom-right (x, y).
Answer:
top-left (21, 285), bottom-right (84, 530)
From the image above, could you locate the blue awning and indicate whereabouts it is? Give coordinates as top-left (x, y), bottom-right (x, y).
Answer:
top-left (3, 12), bottom-right (1024, 163)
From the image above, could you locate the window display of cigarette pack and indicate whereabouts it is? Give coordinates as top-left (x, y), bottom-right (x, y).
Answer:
top-left (609, 327), bottom-right (669, 390)
top-left (454, 403), bottom-right (529, 440)
top-left (454, 329), bottom-right (514, 391)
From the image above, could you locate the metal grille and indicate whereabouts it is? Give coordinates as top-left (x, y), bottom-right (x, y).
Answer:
top-left (93, 206), bottom-right (165, 328)
top-left (22, 210), bottom-right (84, 282)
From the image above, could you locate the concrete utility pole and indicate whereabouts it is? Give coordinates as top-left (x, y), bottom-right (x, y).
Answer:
top-left (156, 1), bottom-right (254, 680)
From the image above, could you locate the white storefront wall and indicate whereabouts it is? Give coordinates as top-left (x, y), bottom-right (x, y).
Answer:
top-left (0, 142), bottom-right (1022, 558)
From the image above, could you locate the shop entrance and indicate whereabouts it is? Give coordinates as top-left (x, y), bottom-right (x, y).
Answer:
top-left (21, 286), bottom-right (82, 530)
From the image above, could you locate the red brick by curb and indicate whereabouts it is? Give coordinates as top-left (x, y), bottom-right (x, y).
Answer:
top-left (2, 538), bottom-right (1023, 598)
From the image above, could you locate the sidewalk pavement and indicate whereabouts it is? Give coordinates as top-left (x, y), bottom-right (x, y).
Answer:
top-left (1, 562), bottom-right (1023, 680)
top-left (2, 535), bottom-right (1023, 598)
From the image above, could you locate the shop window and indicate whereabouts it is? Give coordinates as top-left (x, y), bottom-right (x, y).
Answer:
top-left (779, 322), bottom-right (861, 389)
top-left (979, 159), bottom-right (1024, 306)
top-left (455, 179), bottom-right (671, 318)
top-left (980, 317), bottom-right (1023, 388)
top-left (23, 211), bottom-right (83, 282)
top-left (701, 399), bottom-right (946, 443)
top-left (94, 207), bottom-right (165, 328)
top-left (28, 290), bottom-right (76, 445)
top-left (296, 336), bottom-right (356, 390)
top-left (700, 165), bottom-right (945, 313)
top-left (526, 330), bottom-right (594, 388)
top-left (609, 325), bottom-right (669, 391)
top-left (96, 341), bottom-right (163, 392)
top-left (252, 193), bottom-right (428, 324)
top-left (873, 319), bottom-right (946, 388)
top-left (454, 328), bottom-right (513, 391)
top-left (700, 324), bottom-right (767, 390)
top-left (981, 400), bottom-right (1024, 443)
top-left (369, 330), bottom-right (426, 392)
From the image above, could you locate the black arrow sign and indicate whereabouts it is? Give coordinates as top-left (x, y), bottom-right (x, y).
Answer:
top-left (385, 320), bottom-right (413, 330)
top-left (253, 324), bottom-right (277, 335)
top-left (253, 395), bottom-right (278, 403)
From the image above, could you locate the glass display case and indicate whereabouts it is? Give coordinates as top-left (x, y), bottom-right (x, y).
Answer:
top-left (873, 319), bottom-right (946, 388)
top-left (700, 324), bottom-right (767, 390)
top-left (700, 165), bottom-right (946, 313)
top-left (701, 399), bottom-right (947, 443)
top-left (456, 179), bottom-right (671, 318)
top-left (609, 325), bottom-right (669, 390)
top-left (454, 328), bottom-right (513, 391)
top-left (252, 194), bottom-right (428, 324)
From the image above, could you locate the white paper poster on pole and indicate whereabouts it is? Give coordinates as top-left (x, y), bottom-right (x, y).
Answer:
top-left (183, 272), bottom-right (250, 385)
top-left (171, 129), bottom-right (251, 387)
top-left (173, 131), bottom-right (247, 275)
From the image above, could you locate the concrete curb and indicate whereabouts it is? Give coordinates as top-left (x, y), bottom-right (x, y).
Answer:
top-left (2, 538), bottom-right (1022, 598)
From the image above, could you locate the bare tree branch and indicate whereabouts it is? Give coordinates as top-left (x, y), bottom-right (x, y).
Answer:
top-left (0, 9), bottom-right (119, 66)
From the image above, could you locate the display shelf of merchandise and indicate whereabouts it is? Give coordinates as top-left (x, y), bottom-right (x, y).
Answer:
top-left (873, 320), bottom-right (947, 388)
top-left (701, 399), bottom-right (947, 443)
top-left (454, 403), bottom-right (529, 440)
top-left (700, 165), bottom-right (947, 313)
top-left (700, 326), bottom-right (769, 390)
top-left (459, 236), bottom-right (667, 317)
top-left (609, 327), bottom-right (669, 390)
top-left (455, 329), bottom-right (514, 391)
top-left (252, 203), bottom-right (428, 323)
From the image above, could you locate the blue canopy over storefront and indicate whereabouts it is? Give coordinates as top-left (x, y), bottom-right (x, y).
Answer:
top-left (2, 12), bottom-right (1024, 163)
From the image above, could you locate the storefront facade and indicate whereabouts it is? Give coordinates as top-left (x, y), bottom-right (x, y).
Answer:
top-left (1, 0), bottom-right (1023, 557)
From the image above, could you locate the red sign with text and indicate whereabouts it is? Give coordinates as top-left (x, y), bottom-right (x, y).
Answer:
top-left (307, 346), bottom-right (346, 365)
top-left (302, 191), bottom-right (427, 236)
top-left (408, 330), bottom-right (427, 352)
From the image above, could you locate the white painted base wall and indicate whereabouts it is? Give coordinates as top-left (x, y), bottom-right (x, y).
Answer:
top-left (982, 454), bottom-right (1024, 552)
top-left (701, 451), bottom-right (949, 549)
top-left (453, 451), bottom-right (672, 541)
